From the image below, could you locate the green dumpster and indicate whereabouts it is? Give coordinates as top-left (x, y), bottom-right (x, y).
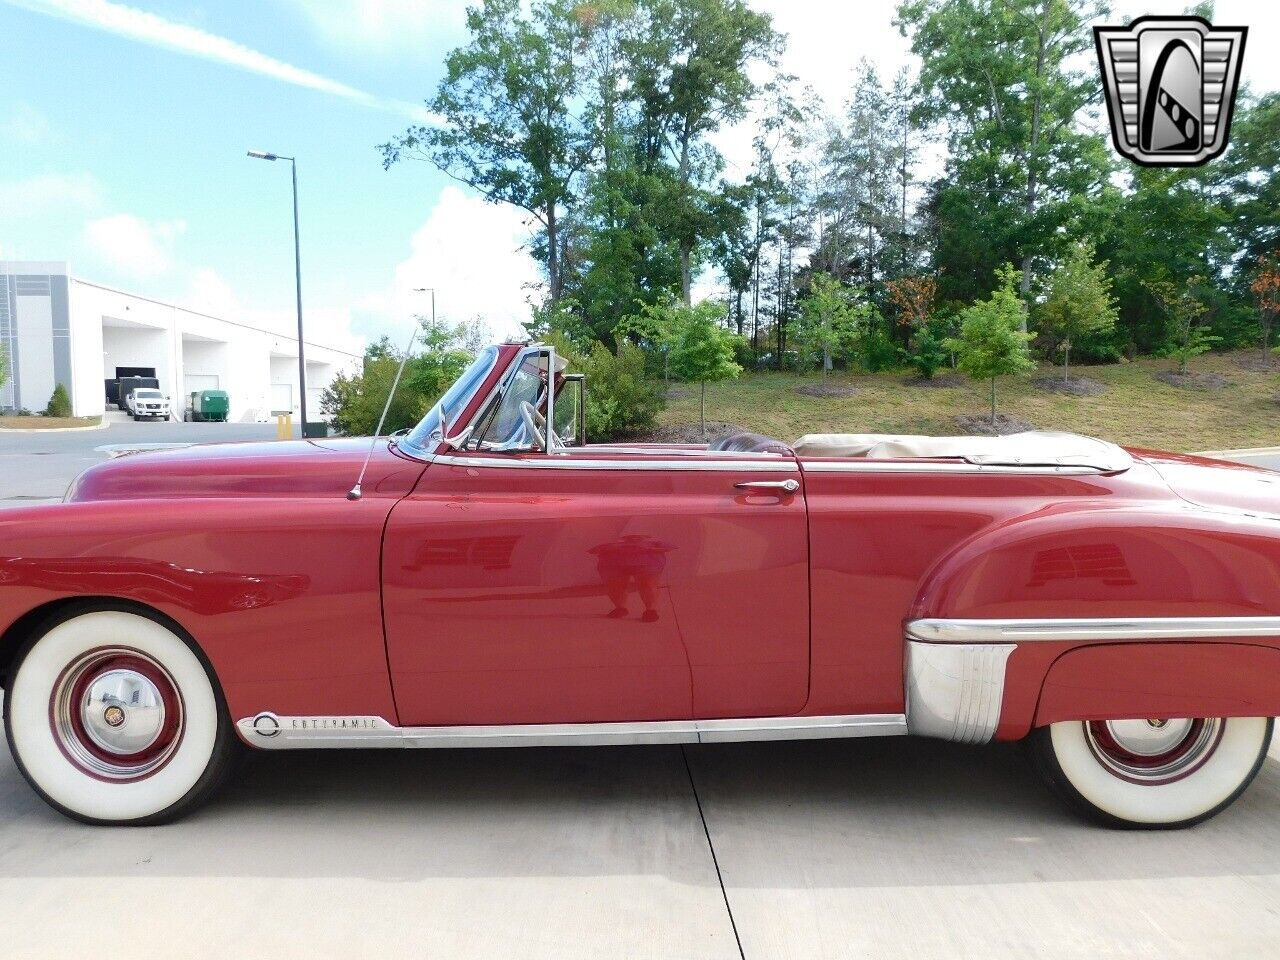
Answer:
top-left (186, 389), bottom-right (230, 422)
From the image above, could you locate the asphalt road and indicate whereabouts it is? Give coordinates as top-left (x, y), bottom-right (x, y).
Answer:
top-left (2, 421), bottom-right (1280, 957)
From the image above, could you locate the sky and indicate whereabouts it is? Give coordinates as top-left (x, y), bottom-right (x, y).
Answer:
top-left (1, 1), bottom-right (1277, 353)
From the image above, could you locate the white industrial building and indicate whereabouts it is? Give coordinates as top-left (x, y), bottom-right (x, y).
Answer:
top-left (0, 261), bottom-right (362, 422)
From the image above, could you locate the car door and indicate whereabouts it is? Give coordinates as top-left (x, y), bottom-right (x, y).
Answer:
top-left (381, 447), bottom-right (811, 726)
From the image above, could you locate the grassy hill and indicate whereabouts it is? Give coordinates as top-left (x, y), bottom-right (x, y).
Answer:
top-left (657, 351), bottom-right (1280, 453)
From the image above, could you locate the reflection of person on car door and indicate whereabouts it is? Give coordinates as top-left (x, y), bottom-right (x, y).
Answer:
top-left (588, 534), bottom-right (674, 622)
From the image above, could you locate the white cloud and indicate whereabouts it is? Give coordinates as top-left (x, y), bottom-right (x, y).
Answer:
top-left (281, 0), bottom-right (467, 58)
top-left (0, 171), bottom-right (103, 221)
top-left (390, 186), bottom-right (541, 342)
top-left (5, 0), bottom-right (438, 122)
top-left (1, 102), bottom-right (53, 144)
top-left (81, 213), bottom-right (185, 277)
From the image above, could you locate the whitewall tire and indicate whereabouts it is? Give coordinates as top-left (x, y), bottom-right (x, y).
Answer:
top-left (4, 608), bottom-right (236, 825)
top-left (1029, 716), bottom-right (1273, 828)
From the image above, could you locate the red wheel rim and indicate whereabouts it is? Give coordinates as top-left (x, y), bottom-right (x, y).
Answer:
top-left (49, 648), bottom-right (185, 782)
top-left (1084, 718), bottom-right (1223, 785)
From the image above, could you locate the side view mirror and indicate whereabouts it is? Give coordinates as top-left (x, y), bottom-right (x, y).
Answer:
top-left (557, 374), bottom-right (586, 448)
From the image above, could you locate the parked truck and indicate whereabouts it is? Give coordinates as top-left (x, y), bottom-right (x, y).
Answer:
top-left (115, 377), bottom-right (160, 412)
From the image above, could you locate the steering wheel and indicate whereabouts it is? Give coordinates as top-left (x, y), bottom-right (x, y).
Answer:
top-left (519, 400), bottom-right (562, 451)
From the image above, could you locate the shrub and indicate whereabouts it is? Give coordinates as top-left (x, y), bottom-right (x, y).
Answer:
top-left (563, 338), bottom-right (666, 441)
top-left (45, 383), bottom-right (72, 418)
top-left (900, 322), bottom-right (951, 380)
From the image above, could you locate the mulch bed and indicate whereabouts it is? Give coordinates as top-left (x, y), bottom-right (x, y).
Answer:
top-left (1232, 351), bottom-right (1280, 372)
top-left (795, 383), bottom-right (858, 398)
top-left (639, 421), bottom-right (750, 444)
top-left (1154, 370), bottom-right (1228, 390)
top-left (665, 388), bottom-right (691, 399)
top-left (953, 413), bottom-right (1037, 436)
top-left (902, 373), bottom-right (965, 389)
top-left (1031, 375), bottom-right (1106, 397)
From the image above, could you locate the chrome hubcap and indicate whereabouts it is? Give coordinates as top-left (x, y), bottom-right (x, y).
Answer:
top-left (1085, 717), bottom-right (1223, 784)
top-left (1103, 717), bottom-right (1195, 756)
top-left (51, 649), bottom-right (184, 780)
top-left (80, 669), bottom-right (167, 756)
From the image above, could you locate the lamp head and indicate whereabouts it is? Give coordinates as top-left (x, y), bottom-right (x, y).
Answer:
top-left (247, 150), bottom-right (277, 161)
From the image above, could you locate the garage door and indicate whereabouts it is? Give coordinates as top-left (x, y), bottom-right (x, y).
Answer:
top-left (270, 383), bottom-right (293, 414)
top-left (184, 374), bottom-right (219, 395)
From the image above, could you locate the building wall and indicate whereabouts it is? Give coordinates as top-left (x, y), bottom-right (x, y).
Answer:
top-left (0, 262), bottom-right (361, 422)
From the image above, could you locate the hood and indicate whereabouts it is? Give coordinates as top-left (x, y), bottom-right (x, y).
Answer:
top-left (1134, 448), bottom-right (1280, 518)
top-left (66, 438), bottom-right (427, 503)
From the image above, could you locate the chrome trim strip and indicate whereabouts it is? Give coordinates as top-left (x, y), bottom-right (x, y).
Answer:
top-left (907, 616), bottom-right (1280, 643)
top-left (905, 640), bottom-right (1015, 743)
top-left (430, 453), bottom-right (798, 473)
top-left (237, 712), bottom-right (908, 749)
top-left (801, 461), bottom-right (1107, 475)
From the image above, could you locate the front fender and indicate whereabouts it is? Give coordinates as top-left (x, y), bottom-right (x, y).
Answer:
top-left (0, 498), bottom-right (400, 724)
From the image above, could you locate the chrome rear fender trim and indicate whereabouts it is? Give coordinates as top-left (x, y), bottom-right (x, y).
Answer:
top-left (907, 616), bottom-right (1280, 643)
top-left (237, 712), bottom-right (908, 749)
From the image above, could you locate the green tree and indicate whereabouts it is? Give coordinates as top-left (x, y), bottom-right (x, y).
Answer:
top-left (794, 273), bottom-right (871, 374)
top-left (616, 295), bottom-right (685, 384)
top-left (550, 333), bottom-right (666, 439)
top-left (1036, 241), bottom-right (1119, 382)
top-left (946, 264), bottom-right (1035, 423)
top-left (45, 383), bottom-right (71, 418)
top-left (379, 0), bottom-right (593, 303)
top-left (0, 344), bottom-right (9, 394)
top-left (625, 0), bottom-right (780, 302)
top-left (899, 0), bottom-right (1112, 317)
top-left (667, 301), bottom-right (742, 432)
top-left (1143, 274), bottom-right (1218, 374)
top-left (321, 320), bottom-right (481, 436)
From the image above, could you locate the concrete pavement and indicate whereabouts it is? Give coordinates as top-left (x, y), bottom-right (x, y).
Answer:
top-left (0, 729), bottom-right (1277, 958)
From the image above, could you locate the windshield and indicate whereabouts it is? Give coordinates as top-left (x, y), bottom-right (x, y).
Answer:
top-left (135, 389), bottom-right (162, 398)
top-left (399, 346), bottom-right (499, 456)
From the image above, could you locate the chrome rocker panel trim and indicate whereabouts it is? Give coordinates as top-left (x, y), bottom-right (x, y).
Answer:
top-left (238, 712), bottom-right (908, 749)
top-left (907, 616), bottom-right (1280, 644)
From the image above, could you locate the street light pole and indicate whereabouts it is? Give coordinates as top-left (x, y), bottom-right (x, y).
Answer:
top-left (248, 149), bottom-right (307, 433)
top-left (411, 287), bottom-right (436, 330)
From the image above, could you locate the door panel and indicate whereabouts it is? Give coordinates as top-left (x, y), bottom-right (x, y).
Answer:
top-left (382, 453), bottom-right (810, 725)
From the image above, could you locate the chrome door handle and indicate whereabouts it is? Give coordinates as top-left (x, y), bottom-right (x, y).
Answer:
top-left (734, 479), bottom-right (799, 493)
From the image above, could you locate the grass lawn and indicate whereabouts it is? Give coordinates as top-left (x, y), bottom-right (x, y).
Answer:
top-left (0, 415), bottom-right (102, 430)
top-left (659, 351), bottom-right (1280, 452)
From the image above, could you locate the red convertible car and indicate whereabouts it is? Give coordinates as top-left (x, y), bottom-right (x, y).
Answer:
top-left (2, 341), bottom-right (1278, 827)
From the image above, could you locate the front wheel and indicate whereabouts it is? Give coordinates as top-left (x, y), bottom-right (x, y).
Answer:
top-left (4, 608), bottom-right (236, 825)
top-left (1029, 716), bottom-right (1273, 828)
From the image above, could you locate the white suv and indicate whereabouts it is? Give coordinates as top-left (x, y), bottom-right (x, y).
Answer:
top-left (128, 388), bottom-right (171, 421)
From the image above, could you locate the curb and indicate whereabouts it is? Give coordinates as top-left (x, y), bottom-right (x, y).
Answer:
top-left (1195, 446), bottom-right (1280, 458)
top-left (0, 420), bottom-right (109, 434)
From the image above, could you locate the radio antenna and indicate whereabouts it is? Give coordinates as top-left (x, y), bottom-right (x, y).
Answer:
top-left (346, 315), bottom-right (423, 502)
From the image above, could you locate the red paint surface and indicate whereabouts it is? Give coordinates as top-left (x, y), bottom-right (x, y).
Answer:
top-left (1034, 643), bottom-right (1280, 726)
top-left (382, 451), bottom-right (809, 724)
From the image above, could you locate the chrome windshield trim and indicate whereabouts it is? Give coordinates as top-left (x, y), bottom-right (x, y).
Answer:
top-left (428, 453), bottom-right (798, 473)
top-left (907, 616), bottom-right (1280, 643)
top-left (801, 461), bottom-right (1108, 475)
top-left (238, 712), bottom-right (907, 749)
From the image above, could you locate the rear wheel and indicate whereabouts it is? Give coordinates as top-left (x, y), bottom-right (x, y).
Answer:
top-left (4, 608), bottom-right (236, 825)
top-left (1029, 716), bottom-right (1272, 828)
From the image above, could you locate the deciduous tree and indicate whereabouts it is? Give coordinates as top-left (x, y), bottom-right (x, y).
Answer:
top-left (668, 301), bottom-right (742, 431)
top-left (946, 264), bottom-right (1035, 423)
top-left (1036, 241), bottom-right (1118, 382)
